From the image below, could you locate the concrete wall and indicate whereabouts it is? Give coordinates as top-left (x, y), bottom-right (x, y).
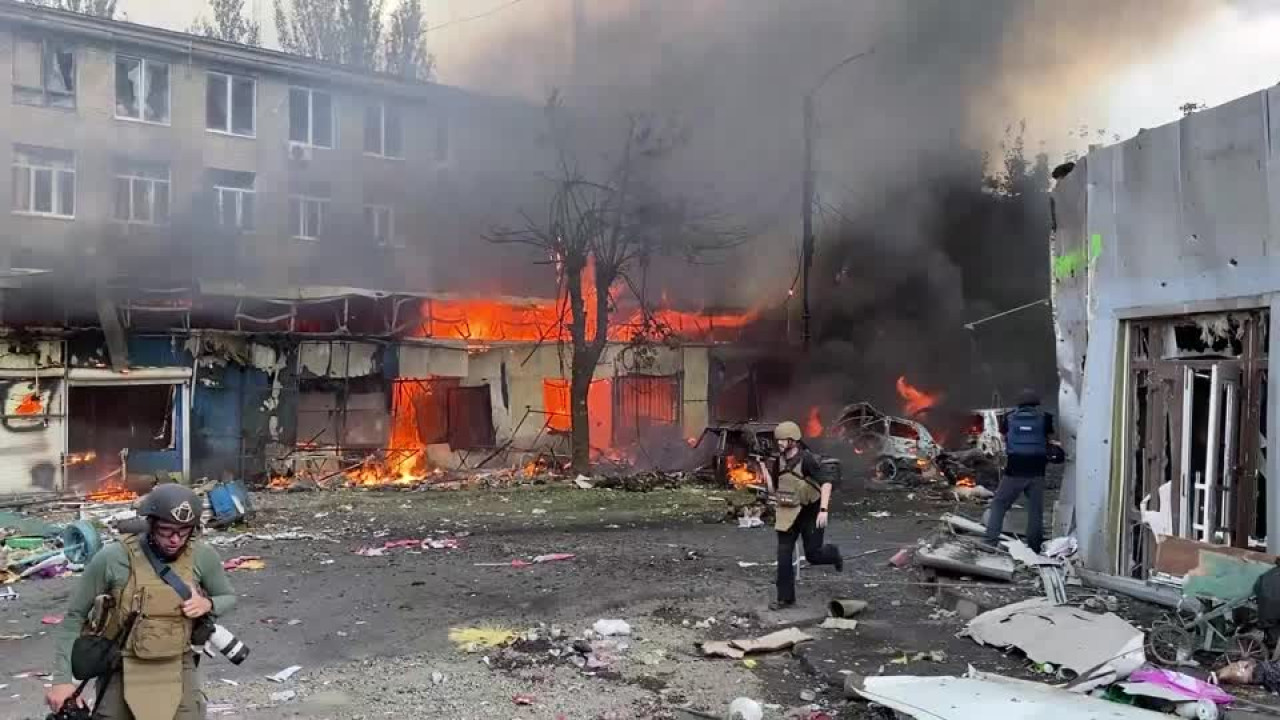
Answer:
top-left (1052, 86), bottom-right (1280, 568)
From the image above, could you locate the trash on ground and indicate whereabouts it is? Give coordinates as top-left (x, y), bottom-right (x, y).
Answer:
top-left (738, 515), bottom-right (765, 529)
top-left (449, 626), bottom-right (516, 652)
top-left (726, 697), bottom-right (763, 720)
top-left (573, 475), bottom-right (594, 489)
top-left (266, 665), bottom-right (303, 683)
top-left (737, 561), bottom-right (760, 568)
top-left (222, 556), bottom-right (265, 571)
top-left (1117, 668), bottom-right (1233, 705)
top-left (0, 587), bottom-right (16, 601)
top-left (963, 597), bottom-right (1144, 691)
top-left (850, 667), bottom-right (1169, 719)
top-left (703, 627), bottom-right (813, 658)
top-left (828, 598), bottom-right (868, 618)
top-left (512, 694), bottom-right (536, 705)
top-left (820, 618), bottom-right (859, 631)
top-left (269, 690), bottom-right (296, 703)
top-left (888, 547), bottom-right (914, 568)
top-left (206, 530), bottom-right (334, 546)
top-left (533, 553), bottom-right (575, 564)
top-left (869, 511), bottom-right (891, 518)
top-left (592, 619), bottom-right (632, 636)
top-left (41, 614), bottom-right (62, 625)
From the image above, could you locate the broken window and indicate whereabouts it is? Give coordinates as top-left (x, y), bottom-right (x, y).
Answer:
top-left (206, 71), bottom-right (255, 136)
top-left (115, 55), bottom-right (169, 123)
top-left (289, 194), bottom-right (328, 240)
top-left (363, 204), bottom-right (395, 246)
top-left (209, 169), bottom-right (255, 232)
top-left (12, 145), bottom-right (75, 218)
top-left (113, 161), bottom-right (170, 224)
top-left (289, 86), bottom-right (333, 148)
top-left (13, 37), bottom-right (75, 108)
top-left (363, 101), bottom-right (403, 158)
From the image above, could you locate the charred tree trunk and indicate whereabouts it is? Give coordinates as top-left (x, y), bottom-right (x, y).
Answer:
top-left (566, 255), bottom-right (612, 474)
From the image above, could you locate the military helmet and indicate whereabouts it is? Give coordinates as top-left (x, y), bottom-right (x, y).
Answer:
top-left (139, 484), bottom-right (202, 528)
top-left (774, 421), bottom-right (803, 442)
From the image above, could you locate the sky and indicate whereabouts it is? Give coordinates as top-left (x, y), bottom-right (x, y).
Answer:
top-left (123, 0), bottom-right (1280, 154)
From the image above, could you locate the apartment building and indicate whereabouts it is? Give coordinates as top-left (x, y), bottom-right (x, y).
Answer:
top-left (0, 2), bottom-right (732, 497)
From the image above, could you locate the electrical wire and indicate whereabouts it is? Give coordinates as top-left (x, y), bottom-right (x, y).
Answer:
top-left (425, 0), bottom-right (532, 33)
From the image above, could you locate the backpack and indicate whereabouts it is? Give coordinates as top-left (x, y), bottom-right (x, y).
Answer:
top-left (1006, 407), bottom-right (1047, 458)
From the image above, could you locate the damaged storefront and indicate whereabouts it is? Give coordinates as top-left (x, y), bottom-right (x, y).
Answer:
top-left (0, 286), bottom-right (741, 496)
top-left (1053, 86), bottom-right (1280, 576)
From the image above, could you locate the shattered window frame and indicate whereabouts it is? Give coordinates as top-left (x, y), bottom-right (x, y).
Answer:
top-left (115, 54), bottom-right (170, 125)
top-left (363, 204), bottom-right (396, 246)
top-left (289, 194), bottom-right (328, 241)
top-left (206, 71), bottom-right (256, 137)
top-left (363, 101), bottom-right (403, 159)
top-left (12, 36), bottom-right (76, 109)
top-left (289, 86), bottom-right (334, 149)
top-left (113, 162), bottom-right (170, 225)
top-left (11, 145), bottom-right (75, 219)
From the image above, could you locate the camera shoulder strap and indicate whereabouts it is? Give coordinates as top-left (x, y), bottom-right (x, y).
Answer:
top-left (138, 535), bottom-right (193, 601)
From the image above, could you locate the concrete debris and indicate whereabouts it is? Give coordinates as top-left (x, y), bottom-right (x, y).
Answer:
top-left (573, 475), bottom-right (595, 489)
top-left (850, 667), bottom-right (1171, 719)
top-left (269, 690), bottom-right (297, 703)
top-left (819, 618), bottom-right (858, 631)
top-left (915, 540), bottom-right (1015, 582)
top-left (963, 598), bottom-right (1145, 692)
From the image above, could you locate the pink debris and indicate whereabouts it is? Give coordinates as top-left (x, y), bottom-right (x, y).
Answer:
top-left (41, 615), bottom-right (63, 625)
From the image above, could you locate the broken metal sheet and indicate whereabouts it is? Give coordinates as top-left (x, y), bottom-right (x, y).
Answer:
top-left (854, 668), bottom-right (1170, 720)
top-left (298, 342), bottom-right (378, 378)
top-left (916, 540), bottom-right (1015, 582)
top-left (964, 598), bottom-right (1144, 691)
top-left (703, 628), bottom-right (813, 658)
top-left (942, 513), bottom-right (990, 536)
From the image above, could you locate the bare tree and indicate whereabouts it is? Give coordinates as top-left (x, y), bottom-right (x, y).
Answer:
top-left (191, 0), bottom-right (262, 46)
top-left (274, 0), bottom-right (384, 69)
top-left (25, 0), bottom-right (117, 18)
top-left (384, 0), bottom-right (435, 80)
top-left (492, 96), bottom-right (741, 472)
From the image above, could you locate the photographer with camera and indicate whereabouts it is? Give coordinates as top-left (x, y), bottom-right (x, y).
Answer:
top-left (47, 484), bottom-right (237, 720)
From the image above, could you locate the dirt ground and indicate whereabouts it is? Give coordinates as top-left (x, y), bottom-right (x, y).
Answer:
top-left (1, 477), bottom-right (1082, 719)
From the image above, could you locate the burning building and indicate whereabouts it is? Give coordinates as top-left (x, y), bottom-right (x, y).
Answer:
top-left (0, 3), bottom-right (755, 496)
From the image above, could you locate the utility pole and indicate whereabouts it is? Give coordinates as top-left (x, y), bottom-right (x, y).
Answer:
top-left (801, 49), bottom-right (873, 352)
top-left (801, 93), bottom-right (815, 351)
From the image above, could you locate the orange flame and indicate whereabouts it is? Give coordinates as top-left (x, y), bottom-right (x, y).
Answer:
top-left (65, 451), bottom-right (97, 467)
top-left (87, 476), bottom-right (137, 503)
top-left (14, 392), bottom-right (43, 415)
top-left (896, 376), bottom-right (940, 416)
top-left (956, 476), bottom-right (976, 488)
top-left (805, 407), bottom-right (823, 438)
top-left (726, 456), bottom-right (760, 488)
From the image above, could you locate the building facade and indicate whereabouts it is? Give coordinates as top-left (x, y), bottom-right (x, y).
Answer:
top-left (1052, 85), bottom-right (1280, 575)
top-left (0, 3), bottom-right (730, 496)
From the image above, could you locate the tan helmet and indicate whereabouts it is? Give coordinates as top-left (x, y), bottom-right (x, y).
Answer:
top-left (774, 421), bottom-right (803, 442)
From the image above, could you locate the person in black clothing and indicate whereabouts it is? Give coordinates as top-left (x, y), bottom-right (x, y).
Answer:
top-left (985, 389), bottom-right (1057, 553)
top-left (763, 420), bottom-right (842, 610)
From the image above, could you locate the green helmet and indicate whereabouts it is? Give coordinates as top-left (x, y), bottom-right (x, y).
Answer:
top-left (139, 484), bottom-right (202, 528)
top-left (774, 421), bottom-right (803, 442)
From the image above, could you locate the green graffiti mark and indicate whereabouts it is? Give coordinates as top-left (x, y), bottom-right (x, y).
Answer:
top-left (1053, 233), bottom-right (1103, 282)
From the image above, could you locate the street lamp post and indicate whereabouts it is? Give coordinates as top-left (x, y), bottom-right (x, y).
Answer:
top-left (801, 49), bottom-right (873, 352)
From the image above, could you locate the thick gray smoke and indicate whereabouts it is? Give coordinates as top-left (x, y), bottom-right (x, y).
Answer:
top-left (447, 0), bottom-right (1215, 420)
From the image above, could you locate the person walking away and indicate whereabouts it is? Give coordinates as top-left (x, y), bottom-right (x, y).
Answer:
top-left (985, 389), bottom-right (1055, 553)
top-left (46, 484), bottom-right (237, 720)
top-left (763, 420), bottom-right (843, 610)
